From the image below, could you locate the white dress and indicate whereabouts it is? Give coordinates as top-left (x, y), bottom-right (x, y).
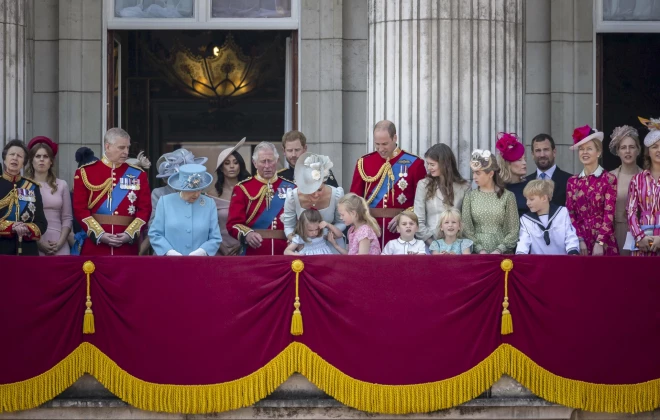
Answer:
top-left (291, 235), bottom-right (334, 255)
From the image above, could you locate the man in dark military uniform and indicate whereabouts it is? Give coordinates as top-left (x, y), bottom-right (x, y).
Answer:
top-left (278, 130), bottom-right (339, 188)
top-left (1, 140), bottom-right (48, 256)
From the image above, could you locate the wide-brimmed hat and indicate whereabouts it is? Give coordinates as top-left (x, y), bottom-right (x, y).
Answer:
top-left (216, 137), bottom-right (246, 170)
top-left (167, 164), bottom-right (213, 192)
top-left (156, 148), bottom-right (208, 179)
top-left (570, 125), bottom-right (604, 150)
top-left (638, 116), bottom-right (660, 147)
top-left (495, 132), bottom-right (524, 162)
top-left (469, 149), bottom-right (497, 172)
top-left (28, 136), bottom-right (58, 156)
top-left (294, 152), bottom-right (334, 194)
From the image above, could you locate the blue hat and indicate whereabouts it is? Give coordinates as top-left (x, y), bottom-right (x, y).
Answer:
top-left (167, 164), bottom-right (213, 192)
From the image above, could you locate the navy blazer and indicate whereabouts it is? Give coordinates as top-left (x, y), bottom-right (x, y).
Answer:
top-left (526, 166), bottom-right (573, 207)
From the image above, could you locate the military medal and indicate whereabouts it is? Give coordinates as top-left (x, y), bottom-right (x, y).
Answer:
top-left (397, 178), bottom-right (408, 190)
top-left (128, 205), bottom-right (136, 215)
top-left (127, 191), bottom-right (137, 203)
top-left (277, 187), bottom-right (286, 199)
top-left (21, 212), bottom-right (30, 222)
top-left (28, 202), bottom-right (36, 213)
top-left (397, 193), bottom-right (407, 205)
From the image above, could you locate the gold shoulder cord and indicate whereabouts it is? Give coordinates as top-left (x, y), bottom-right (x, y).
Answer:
top-left (358, 158), bottom-right (394, 206)
top-left (0, 189), bottom-right (18, 225)
top-left (80, 168), bottom-right (112, 210)
top-left (239, 183), bottom-right (269, 225)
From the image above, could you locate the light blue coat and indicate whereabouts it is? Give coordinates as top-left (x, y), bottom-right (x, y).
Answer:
top-left (149, 193), bottom-right (221, 256)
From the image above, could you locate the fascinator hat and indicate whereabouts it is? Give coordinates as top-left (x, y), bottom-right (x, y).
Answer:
top-left (570, 125), bottom-right (604, 150)
top-left (156, 148), bottom-right (208, 179)
top-left (495, 132), bottom-right (525, 162)
top-left (28, 136), bottom-right (58, 156)
top-left (470, 149), bottom-right (498, 172)
top-left (609, 125), bottom-right (639, 155)
top-left (294, 152), bottom-right (334, 194)
top-left (216, 137), bottom-right (246, 170)
top-left (638, 116), bottom-right (660, 147)
top-left (167, 164), bottom-right (213, 192)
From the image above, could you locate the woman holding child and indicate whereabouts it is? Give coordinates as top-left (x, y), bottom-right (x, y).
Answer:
top-left (566, 125), bottom-right (618, 256)
top-left (461, 149), bottom-right (520, 254)
top-left (281, 153), bottom-right (346, 252)
top-left (413, 144), bottom-right (470, 244)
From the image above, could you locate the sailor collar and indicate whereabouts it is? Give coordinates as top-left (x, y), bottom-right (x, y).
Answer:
top-left (522, 204), bottom-right (561, 227)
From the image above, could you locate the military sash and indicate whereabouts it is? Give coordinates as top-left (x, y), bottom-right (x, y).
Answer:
top-left (368, 153), bottom-right (418, 208)
top-left (96, 166), bottom-right (142, 215)
top-left (251, 180), bottom-right (295, 229)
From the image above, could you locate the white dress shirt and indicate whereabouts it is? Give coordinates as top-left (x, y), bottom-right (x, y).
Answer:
top-left (537, 164), bottom-right (557, 180)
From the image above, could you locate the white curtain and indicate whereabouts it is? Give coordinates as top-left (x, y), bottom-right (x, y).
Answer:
top-left (211, 0), bottom-right (290, 18)
top-left (603, 0), bottom-right (660, 20)
top-left (115, 0), bottom-right (194, 18)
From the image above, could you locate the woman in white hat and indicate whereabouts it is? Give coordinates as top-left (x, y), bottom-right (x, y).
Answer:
top-left (149, 164), bottom-right (221, 256)
top-left (209, 138), bottom-right (250, 255)
top-left (281, 152), bottom-right (346, 251)
top-left (565, 125), bottom-right (618, 256)
top-left (625, 117), bottom-right (660, 256)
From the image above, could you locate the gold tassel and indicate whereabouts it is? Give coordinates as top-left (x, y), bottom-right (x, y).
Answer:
top-left (83, 261), bottom-right (96, 334)
top-left (500, 259), bottom-right (513, 335)
top-left (290, 260), bottom-right (305, 336)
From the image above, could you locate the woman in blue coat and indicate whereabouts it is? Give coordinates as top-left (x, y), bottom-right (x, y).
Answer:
top-left (149, 164), bottom-right (221, 256)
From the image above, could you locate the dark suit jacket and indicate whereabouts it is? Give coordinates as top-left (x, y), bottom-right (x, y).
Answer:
top-left (277, 166), bottom-right (339, 188)
top-left (526, 166), bottom-right (573, 207)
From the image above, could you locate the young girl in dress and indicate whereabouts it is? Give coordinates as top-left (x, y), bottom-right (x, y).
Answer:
top-left (328, 193), bottom-right (381, 255)
top-left (284, 208), bottom-right (335, 256)
top-left (430, 208), bottom-right (473, 255)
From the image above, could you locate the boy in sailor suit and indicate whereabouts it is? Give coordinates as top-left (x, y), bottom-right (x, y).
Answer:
top-left (516, 180), bottom-right (580, 255)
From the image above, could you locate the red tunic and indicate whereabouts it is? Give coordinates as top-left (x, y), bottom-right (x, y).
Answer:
top-left (350, 148), bottom-right (427, 246)
top-left (73, 156), bottom-right (151, 256)
top-left (226, 174), bottom-right (295, 256)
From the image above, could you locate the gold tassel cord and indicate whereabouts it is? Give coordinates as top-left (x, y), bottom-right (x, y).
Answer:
top-left (290, 260), bottom-right (304, 336)
top-left (83, 261), bottom-right (96, 335)
top-left (2, 343), bottom-right (660, 414)
top-left (500, 259), bottom-right (513, 335)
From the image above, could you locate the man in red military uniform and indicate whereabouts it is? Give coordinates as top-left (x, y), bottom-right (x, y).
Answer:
top-left (227, 141), bottom-right (295, 256)
top-left (73, 128), bottom-right (151, 255)
top-left (350, 120), bottom-right (427, 247)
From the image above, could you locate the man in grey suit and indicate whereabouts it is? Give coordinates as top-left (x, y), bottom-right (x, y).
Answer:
top-left (526, 134), bottom-right (573, 207)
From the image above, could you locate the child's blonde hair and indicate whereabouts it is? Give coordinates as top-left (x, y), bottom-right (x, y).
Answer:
top-left (523, 179), bottom-right (555, 200)
top-left (398, 210), bottom-right (418, 226)
top-left (436, 208), bottom-right (463, 239)
top-left (294, 208), bottom-right (324, 243)
top-left (338, 193), bottom-right (381, 237)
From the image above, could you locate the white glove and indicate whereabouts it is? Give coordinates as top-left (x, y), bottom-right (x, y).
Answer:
top-left (188, 248), bottom-right (207, 256)
top-left (166, 249), bottom-right (183, 256)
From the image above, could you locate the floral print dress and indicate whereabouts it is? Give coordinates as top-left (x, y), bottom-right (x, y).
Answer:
top-left (566, 166), bottom-right (618, 255)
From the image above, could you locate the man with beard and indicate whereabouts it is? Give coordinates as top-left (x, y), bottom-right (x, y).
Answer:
top-left (526, 134), bottom-right (573, 207)
top-left (278, 130), bottom-right (339, 188)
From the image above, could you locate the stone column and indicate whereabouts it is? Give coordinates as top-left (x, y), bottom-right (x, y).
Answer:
top-left (368, 0), bottom-right (523, 176)
top-left (0, 0), bottom-right (27, 143)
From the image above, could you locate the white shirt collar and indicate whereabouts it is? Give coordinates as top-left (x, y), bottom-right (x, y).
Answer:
top-left (397, 237), bottom-right (418, 245)
top-left (579, 165), bottom-right (604, 178)
top-left (537, 164), bottom-right (556, 179)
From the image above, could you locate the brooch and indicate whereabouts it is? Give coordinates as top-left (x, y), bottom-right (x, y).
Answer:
top-left (397, 193), bottom-right (407, 205)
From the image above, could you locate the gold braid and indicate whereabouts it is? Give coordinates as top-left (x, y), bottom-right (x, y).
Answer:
top-left (358, 158), bottom-right (394, 206)
top-left (80, 168), bottom-right (112, 210)
top-left (239, 184), bottom-right (269, 225)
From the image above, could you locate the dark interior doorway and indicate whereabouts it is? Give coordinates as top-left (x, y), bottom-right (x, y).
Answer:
top-left (599, 33), bottom-right (660, 170)
top-left (108, 30), bottom-right (292, 186)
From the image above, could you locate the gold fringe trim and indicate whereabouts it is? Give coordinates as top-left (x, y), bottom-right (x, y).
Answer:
top-left (1, 343), bottom-right (659, 414)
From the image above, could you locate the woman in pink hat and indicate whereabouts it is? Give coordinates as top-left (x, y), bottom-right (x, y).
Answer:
top-left (26, 136), bottom-right (73, 256)
top-left (495, 132), bottom-right (529, 217)
top-left (565, 125), bottom-right (618, 256)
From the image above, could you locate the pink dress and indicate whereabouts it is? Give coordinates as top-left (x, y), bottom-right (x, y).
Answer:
top-left (39, 179), bottom-right (73, 256)
top-left (566, 167), bottom-right (618, 256)
top-left (347, 224), bottom-right (381, 255)
top-left (626, 170), bottom-right (660, 257)
top-left (210, 196), bottom-right (240, 255)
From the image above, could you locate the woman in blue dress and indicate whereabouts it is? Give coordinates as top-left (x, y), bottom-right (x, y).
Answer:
top-left (149, 164), bottom-right (221, 256)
